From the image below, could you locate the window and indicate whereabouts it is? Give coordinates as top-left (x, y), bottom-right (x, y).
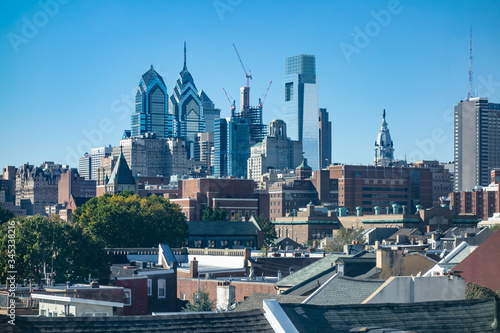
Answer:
top-left (194, 240), bottom-right (202, 248)
top-left (234, 240), bottom-right (241, 247)
top-left (246, 240), bottom-right (254, 247)
top-left (158, 279), bottom-right (166, 298)
top-left (221, 240), bottom-right (229, 248)
top-left (147, 279), bottom-right (152, 296)
top-left (208, 240), bottom-right (215, 248)
top-left (285, 82), bottom-right (293, 101)
top-left (124, 288), bottom-right (132, 306)
top-left (40, 309), bottom-right (46, 316)
top-left (180, 292), bottom-right (185, 300)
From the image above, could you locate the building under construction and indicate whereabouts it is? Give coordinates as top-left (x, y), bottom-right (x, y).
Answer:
top-left (238, 86), bottom-right (266, 146)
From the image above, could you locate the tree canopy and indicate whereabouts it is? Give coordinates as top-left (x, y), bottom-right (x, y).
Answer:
top-left (255, 214), bottom-right (276, 246)
top-left (182, 290), bottom-right (215, 312)
top-left (0, 215), bottom-right (110, 284)
top-left (0, 206), bottom-right (15, 224)
top-left (465, 282), bottom-right (499, 299)
top-left (72, 193), bottom-right (188, 248)
top-left (324, 227), bottom-right (365, 252)
top-left (201, 202), bottom-right (228, 222)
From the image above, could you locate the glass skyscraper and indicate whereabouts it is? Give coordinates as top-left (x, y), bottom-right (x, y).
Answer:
top-left (213, 117), bottom-right (250, 178)
top-left (168, 43), bottom-right (205, 158)
top-left (131, 65), bottom-right (172, 138)
top-left (283, 55), bottom-right (319, 171)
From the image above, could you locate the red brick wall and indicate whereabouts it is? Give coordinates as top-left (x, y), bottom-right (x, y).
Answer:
top-left (177, 279), bottom-right (276, 306)
top-left (114, 278), bottom-right (148, 315)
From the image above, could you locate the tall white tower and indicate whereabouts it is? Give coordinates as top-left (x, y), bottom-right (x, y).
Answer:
top-left (374, 109), bottom-right (394, 167)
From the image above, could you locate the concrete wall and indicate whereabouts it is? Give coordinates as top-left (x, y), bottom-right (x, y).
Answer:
top-left (363, 276), bottom-right (465, 304)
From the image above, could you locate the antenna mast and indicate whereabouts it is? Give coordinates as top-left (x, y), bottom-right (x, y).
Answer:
top-left (467, 26), bottom-right (473, 101)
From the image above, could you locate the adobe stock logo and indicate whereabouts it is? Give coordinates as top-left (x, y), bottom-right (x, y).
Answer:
top-left (7, 0), bottom-right (70, 54)
top-left (213, 0), bottom-right (243, 21)
top-left (340, 0), bottom-right (403, 63)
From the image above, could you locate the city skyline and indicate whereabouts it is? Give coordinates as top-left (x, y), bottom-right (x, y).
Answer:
top-left (1, 1), bottom-right (500, 169)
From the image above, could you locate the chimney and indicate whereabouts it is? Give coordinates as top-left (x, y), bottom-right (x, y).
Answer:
top-left (244, 248), bottom-right (251, 267)
top-left (190, 257), bottom-right (198, 279)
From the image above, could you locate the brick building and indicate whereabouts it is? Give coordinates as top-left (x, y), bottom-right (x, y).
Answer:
top-left (273, 203), bottom-right (340, 244)
top-left (169, 178), bottom-right (267, 221)
top-left (58, 168), bottom-right (96, 205)
top-left (15, 162), bottom-right (68, 215)
top-left (187, 220), bottom-right (263, 250)
top-left (327, 164), bottom-right (433, 215)
top-left (413, 160), bottom-right (453, 205)
top-left (268, 159), bottom-right (319, 221)
top-left (449, 169), bottom-right (500, 220)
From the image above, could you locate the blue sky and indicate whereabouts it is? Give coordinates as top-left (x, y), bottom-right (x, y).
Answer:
top-left (1, 0), bottom-right (500, 169)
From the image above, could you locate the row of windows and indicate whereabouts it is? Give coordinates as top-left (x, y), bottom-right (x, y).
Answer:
top-left (193, 239), bottom-right (254, 248)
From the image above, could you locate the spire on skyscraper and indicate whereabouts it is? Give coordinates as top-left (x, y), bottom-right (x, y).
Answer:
top-left (183, 41), bottom-right (187, 71)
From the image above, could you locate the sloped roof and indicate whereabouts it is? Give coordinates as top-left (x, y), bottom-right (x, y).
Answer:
top-left (234, 293), bottom-right (306, 312)
top-left (0, 309), bottom-right (274, 333)
top-left (142, 65), bottom-right (166, 87)
top-left (453, 228), bottom-right (500, 291)
top-left (281, 297), bottom-right (498, 333)
top-left (305, 276), bottom-right (386, 306)
top-left (296, 158), bottom-right (311, 170)
top-left (276, 253), bottom-right (348, 287)
top-left (108, 153), bottom-right (135, 185)
top-left (198, 89), bottom-right (212, 103)
top-left (187, 221), bottom-right (260, 236)
top-left (71, 196), bottom-right (92, 208)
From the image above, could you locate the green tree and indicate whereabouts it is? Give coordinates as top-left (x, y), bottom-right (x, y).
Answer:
top-left (324, 227), bottom-right (365, 252)
top-left (0, 215), bottom-right (110, 284)
top-left (182, 290), bottom-right (215, 312)
top-left (465, 282), bottom-right (498, 299)
top-left (201, 202), bottom-right (228, 222)
top-left (255, 214), bottom-right (277, 246)
top-left (72, 193), bottom-right (188, 248)
top-left (0, 206), bottom-right (15, 225)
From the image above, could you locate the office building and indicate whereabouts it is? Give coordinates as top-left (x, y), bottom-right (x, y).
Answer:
top-left (90, 146), bottom-right (113, 180)
top-left (194, 132), bottom-right (214, 171)
top-left (169, 43), bottom-right (205, 157)
top-left (213, 118), bottom-right (228, 177)
top-left (213, 116), bottom-right (250, 178)
top-left (131, 65), bottom-right (172, 138)
top-left (78, 153), bottom-right (91, 180)
top-left (374, 110), bottom-right (394, 167)
top-left (283, 54), bottom-right (319, 171)
top-left (1, 165), bottom-right (16, 203)
top-left (454, 97), bottom-right (500, 191)
top-left (199, 90), bottom-right (220, 134)
top-left (237, 86), bottom-right (266, 146)
top-left (247, 119), bottom-right (302, 183)
top-left (319, 108), bottom-right (332, 169)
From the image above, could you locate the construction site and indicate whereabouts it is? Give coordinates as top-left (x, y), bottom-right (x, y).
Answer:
top-left (223, 44), bottom-right (271, 146)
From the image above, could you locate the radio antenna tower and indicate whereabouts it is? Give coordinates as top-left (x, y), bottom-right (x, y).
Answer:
top-left (467, 26), bottom-right (474, 101)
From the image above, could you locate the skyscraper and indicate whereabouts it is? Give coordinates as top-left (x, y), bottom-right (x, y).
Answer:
top-left (214, 118), bottom-right (228, 177)
top-left (319, 108), bottom-right (332, 169)
top-left (78, 152), bottom-right (91, 180)
top-left (454, 97), bottom-right (500, 191)
top-left (213, 117), bottom-right (250, 178)
top-left (283, 54), bottom-right (319, 171)
top-left (131, 65), bottom-right (172, 138)
top-left (169, 43), bottom-right (205, 158)
top-left (199, 90), bottom-right (220, 134)
top-left (374, 110), bottom-right (394, 167)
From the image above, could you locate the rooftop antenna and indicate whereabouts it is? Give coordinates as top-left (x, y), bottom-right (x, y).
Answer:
top-left (467, 26), bottom-right (474, 101)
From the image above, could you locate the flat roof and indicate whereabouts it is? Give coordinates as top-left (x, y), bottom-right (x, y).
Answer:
top-left (31, 294), bottom-right (124, 308)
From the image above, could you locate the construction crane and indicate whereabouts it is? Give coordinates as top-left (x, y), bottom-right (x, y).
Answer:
top-left (233, 44), bottom-right (252, 87)
top-left (223, 88), bottom-right (236, 115)
top-left (258, 81), bottom-right (272, 109)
